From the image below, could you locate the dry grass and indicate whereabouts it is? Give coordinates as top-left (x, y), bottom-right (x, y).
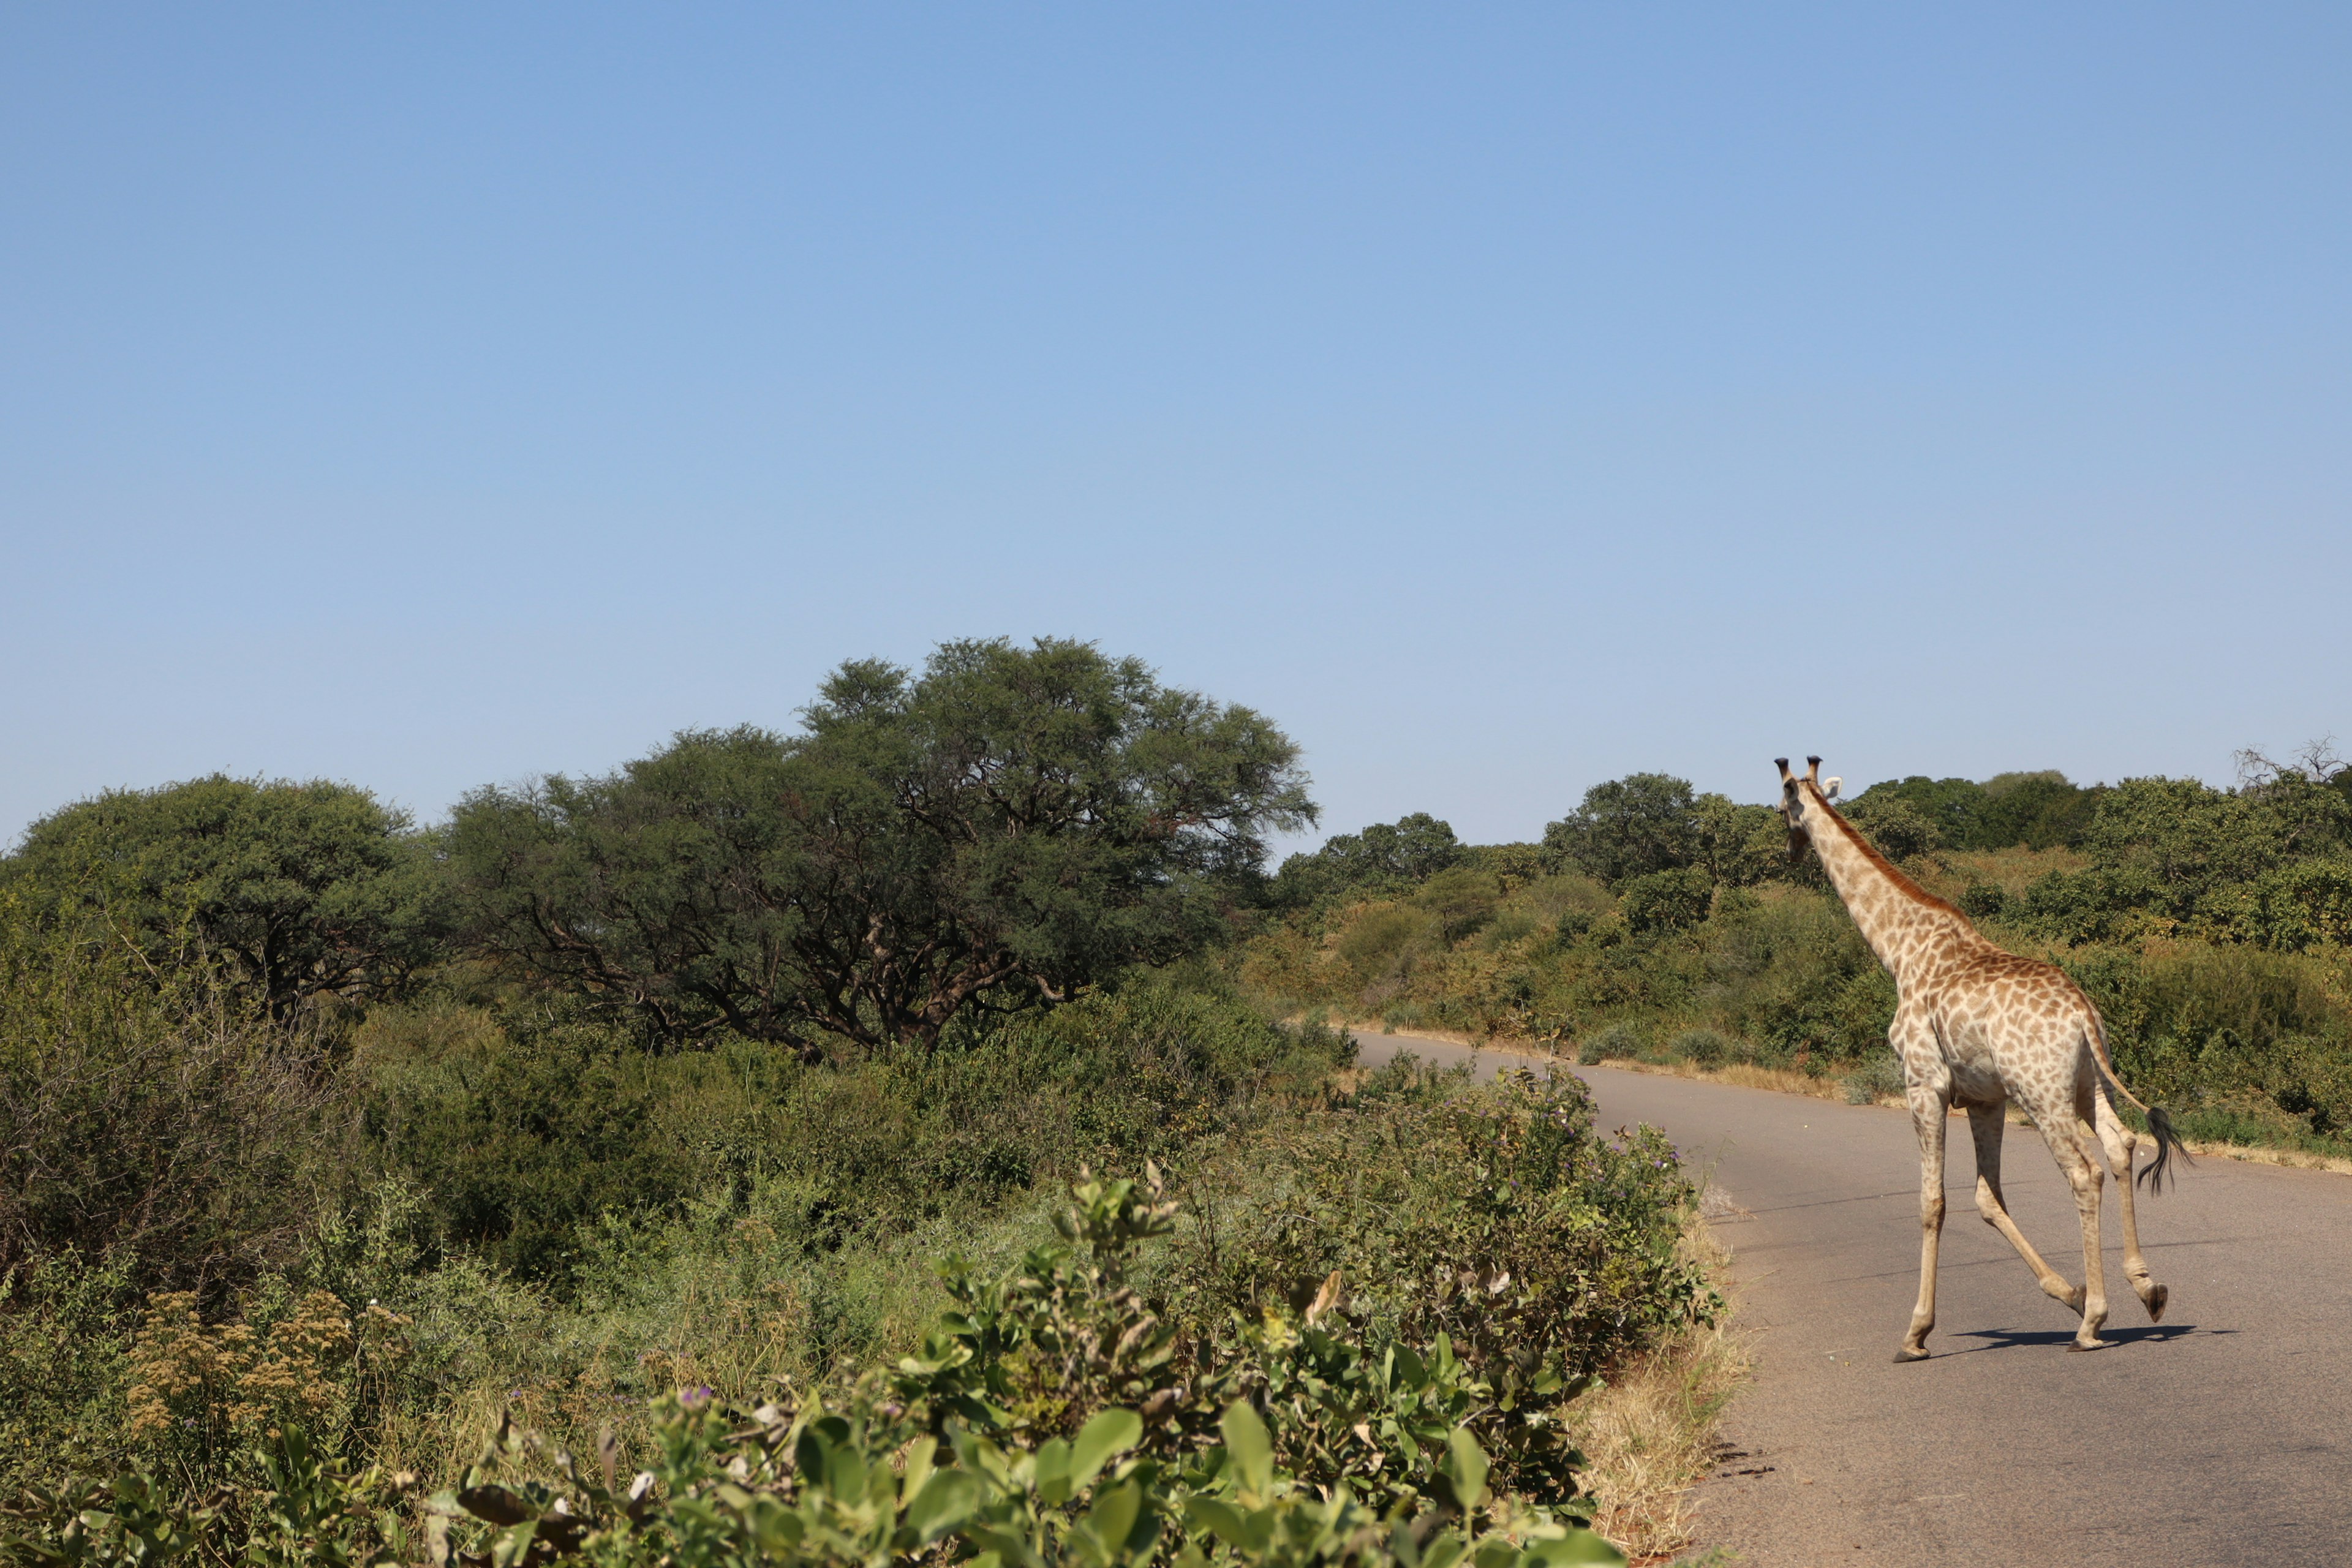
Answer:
top-left (2179, 1139), bottom-right (2352, 1176)
top-left (1564, 1202), bottom-right (1749, 1566)
top-left (1580, 1053), bottom-right (1847, 1103)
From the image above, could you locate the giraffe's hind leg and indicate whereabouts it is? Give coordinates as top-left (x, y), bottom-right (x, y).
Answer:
top-left (2038, 1091), bottom-right (2112, 1352)
top-left (2094, 1090), bottom-right (2167, 1321)
top-left (1967, 1101), bottom-right (2083, 1313)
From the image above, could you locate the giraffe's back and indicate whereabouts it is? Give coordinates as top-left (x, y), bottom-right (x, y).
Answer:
top-left (1926, 945), bottom-right (2102, 1112)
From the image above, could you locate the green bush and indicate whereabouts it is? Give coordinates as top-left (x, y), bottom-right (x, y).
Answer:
top-left (8, 1167), bottom-right (1633, 1565)
top-left (1616, 869), bottom-right (1711, 938)
top-left (1666, 1030), bottom-right (1732, 1068)
top-left (1840, 1055), bottom-right (1907, 1105)
top-left (356, 981), bottom-right (1352, 1292)
top-left (0, 898), bottom-right (349, 1295)
top-left (1574, 1023), bottom-right (1643, 1066)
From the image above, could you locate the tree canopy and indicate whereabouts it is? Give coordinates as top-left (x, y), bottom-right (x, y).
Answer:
top-left (1272, 812), bottom-right (1467, 906)
top-left (446, 638), bottom-right (1314, 1052)
top-left (1, 775), bottom-right (445, 1020)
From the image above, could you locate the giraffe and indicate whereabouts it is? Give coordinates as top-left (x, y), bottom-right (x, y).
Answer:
top-left (1774, 756), bottom-right (2187, 1359)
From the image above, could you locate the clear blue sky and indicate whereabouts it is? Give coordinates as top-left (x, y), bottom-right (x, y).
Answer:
top-left (5, 5), bottom-right (2347, 851)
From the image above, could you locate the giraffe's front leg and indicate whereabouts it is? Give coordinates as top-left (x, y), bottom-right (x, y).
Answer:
top-left (1896, 1061), bottom-right (1951, 1363)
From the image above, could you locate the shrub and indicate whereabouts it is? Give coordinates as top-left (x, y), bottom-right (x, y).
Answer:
top-left (1575, 1023), bottom-right (1644, 1066)
top-left (1841, 796), bottom-right (1942, 861)
top-left (11, 1163), bottom-right (1668, 1566)
top-left (0, 899), bottom-right (349, 1295)
top-left (1841, 1055), bottom-right (1907, 1105)
top-left (1617, 869), bottom-right (1711, 938)
top-left (1666, 1030), bottom-right (1732, 1068)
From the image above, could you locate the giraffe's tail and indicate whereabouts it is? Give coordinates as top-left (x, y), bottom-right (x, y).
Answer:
top-left (2084, 1016), bottom-right (2192, 1194)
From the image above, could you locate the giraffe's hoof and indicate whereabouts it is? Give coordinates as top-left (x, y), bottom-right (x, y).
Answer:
top-left (2142, 1283), bottom-right (2169, 1322)
top-left (2066, 1336), bottom-right (2111, 1354)
top-left (1892, 1345), bottom-right (1930, 1363)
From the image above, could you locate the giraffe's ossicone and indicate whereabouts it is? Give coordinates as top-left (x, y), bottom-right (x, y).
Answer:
top-left (1775, 756), bottom-right (2186, 1359)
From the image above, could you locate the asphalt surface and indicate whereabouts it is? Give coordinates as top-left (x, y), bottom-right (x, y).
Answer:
top-left (1350, 1028), bottom-right (2352, 1567)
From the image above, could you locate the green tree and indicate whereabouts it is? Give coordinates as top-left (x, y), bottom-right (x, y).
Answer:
top-left (1841, 794), bottom-right (1943, 861)
top-left (448, 639), bottom-right (1314, 1054)
top-left (1975, 771), bottom-right (2096, 849)
top-left (1274, 812), bottom-right (1466, 905)
top-left (1542, 775), bottom-right (1700, 886)
top-left (1691, 794), bottom-right (1784, 886)
top-left (2, 777), bottom-right (446, 1021)
top-left (1618, 867), bottom-right (1713, 937)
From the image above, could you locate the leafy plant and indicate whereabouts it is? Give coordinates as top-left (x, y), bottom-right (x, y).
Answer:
top-left (6, 1167), bottom-right (1635, 1567)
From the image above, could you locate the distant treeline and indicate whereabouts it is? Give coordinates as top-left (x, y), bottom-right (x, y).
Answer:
top-left (1, 638), bottom-right (1313, 1054)
top-left (1246, 748), bottom-right (2352, 1147)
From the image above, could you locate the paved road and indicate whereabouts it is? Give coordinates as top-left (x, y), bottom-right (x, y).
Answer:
top-left (1351, 1029), bottom-right (2352, 1567)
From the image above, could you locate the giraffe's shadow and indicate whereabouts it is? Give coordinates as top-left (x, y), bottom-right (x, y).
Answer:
top-left (1943, 1322), bottom-right (2196, 1356)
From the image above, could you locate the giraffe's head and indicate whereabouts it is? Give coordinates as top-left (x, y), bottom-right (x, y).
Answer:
top-left (1773, 755), bottom-right (1826, 861)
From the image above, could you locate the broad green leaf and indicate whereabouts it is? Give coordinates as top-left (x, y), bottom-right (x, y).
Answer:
top-left (1219, 1401), bottom-right (1275, 1498)
top-left (1033, 1437), bottom-right (1074, 1506)
top-left (827, 1441), bottom-right (869, 1503)
top-left (902, 1436), bottom-right (938, 1501)
top-left (1183, 1496), bottom-right (1250, 1548)
top-left (1524, 1529), bottom-right (1626, 1565)
top-left (1471, 1536), bottom-right (1520, 1568)
top-left (1421, 1530), bottom-right (1468, 1568)
top-left (963, 1523), bottom-right (1048, 1568)
top-left (1071, 1408), bottom-right (1143, 1491)
top-left (747, 1495), bottom-right (804, 1551)
top-left (904, 1469), bottom-right (984, 1545)
top-left (1085, 1479), bottom-right (1143, 1559)
top-left (1446, 1427), bottom-right (1489, 1508)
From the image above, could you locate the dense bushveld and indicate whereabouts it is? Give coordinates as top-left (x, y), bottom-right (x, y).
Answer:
top-left (0, 641), bottom-right (1721, 1566)
top-left (1245, 753), bottom-right (2352, 1152)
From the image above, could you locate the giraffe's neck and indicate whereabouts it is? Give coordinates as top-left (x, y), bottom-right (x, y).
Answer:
top-left (1802, 790), bottom-right (1977, 990)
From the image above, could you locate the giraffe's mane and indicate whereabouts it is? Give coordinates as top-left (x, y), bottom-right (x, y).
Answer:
top-left (1800, 781), bottom-right (1972, 925)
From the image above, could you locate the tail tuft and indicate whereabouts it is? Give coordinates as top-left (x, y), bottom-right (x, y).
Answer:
top-left (2138, 1105), bottom-right (2193, 1194)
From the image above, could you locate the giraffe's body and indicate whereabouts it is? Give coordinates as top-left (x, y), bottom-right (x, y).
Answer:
top-left (1776, 757), bottom-right (2184, 1359)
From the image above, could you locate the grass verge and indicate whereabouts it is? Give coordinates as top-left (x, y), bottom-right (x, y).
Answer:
top-left (1566, 1200), bottom-right (1747, 1565)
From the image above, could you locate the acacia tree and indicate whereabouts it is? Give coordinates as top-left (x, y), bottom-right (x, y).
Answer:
top-left (2, 776), bottom-right (447, 1020)
top-left (447, 638), bottom-right (1315, 1053)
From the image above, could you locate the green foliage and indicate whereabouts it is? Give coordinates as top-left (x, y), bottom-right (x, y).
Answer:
top-left (1540, 777), bottom-right (1698, 888)
top-left (360, 1007), bottom-right (709, 1284)
top-left (2016, 775), bottom-right (2352, 944)
top-left (2, 776), bottom-right (447, 1021)
top-left (1573, 1025), bottom-right (1643, 1067)
top-left (1838, 796), bottom-right (1941, 862)
top-left (4, 1153), bottom-right (1678, 1566)
top-left (358, 980), bottom-right (1348, 1290)
top-left (1539, 777), bottom-right (1778, 894)
top-left (1414, 870), bottom-right (1502, 944)
top-left (1615, 870), bottom-right (1710, 938)
top-left (1844, 772), bottom-right (2097, 853)
top-left (0, 898), bottom-right (347, 1295)
top-left (1274, 816), bottom-right (1467, 910)
top-left (448, 639), bottom-right (1314, 1052)
top-left (1839, 1054), bottom-right (1907, 1106)
top-left (1665, 1030), bottom-right (1732, 1068)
